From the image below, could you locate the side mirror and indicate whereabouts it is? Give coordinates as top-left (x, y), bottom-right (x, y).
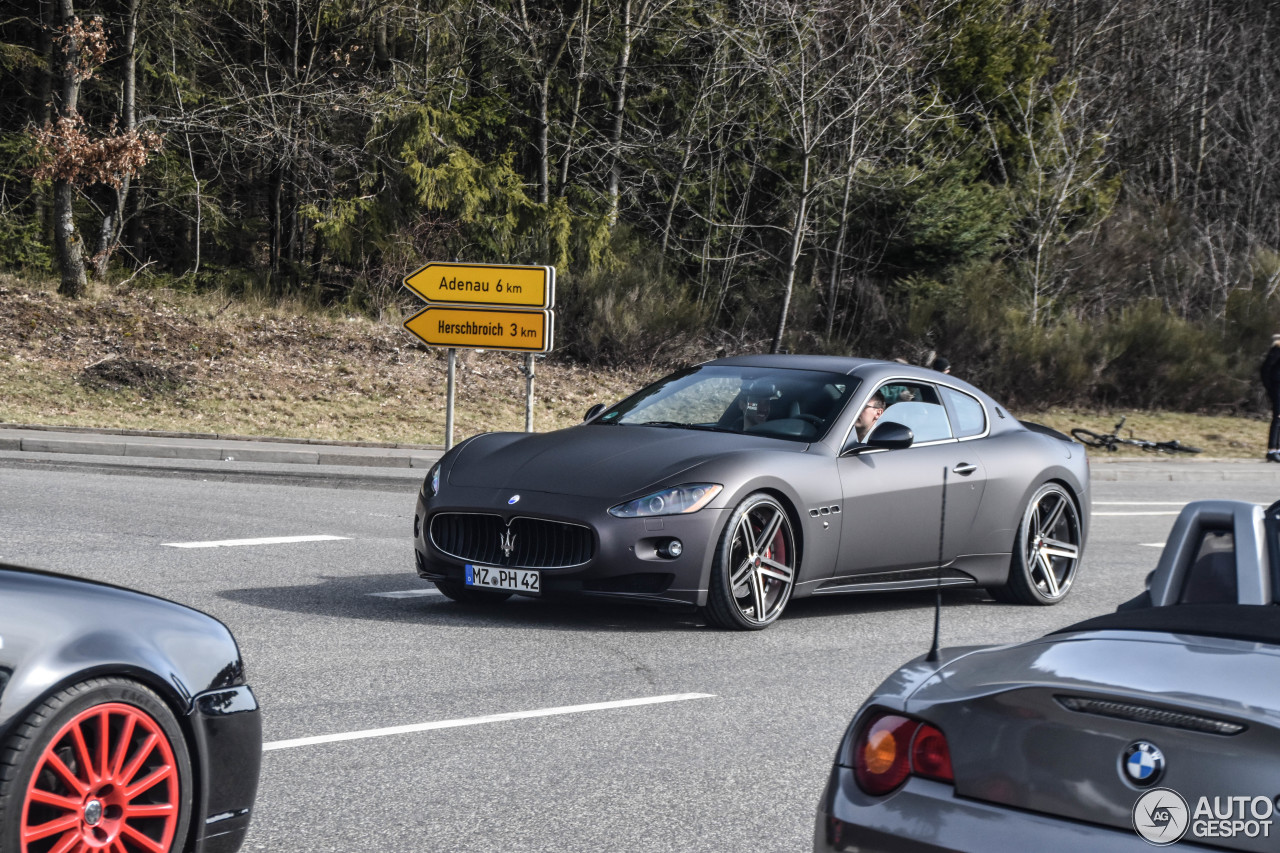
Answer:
top-left (583, 403), bottom-right (606, 422)
top-left (843, 421), bottom-right (914, 455)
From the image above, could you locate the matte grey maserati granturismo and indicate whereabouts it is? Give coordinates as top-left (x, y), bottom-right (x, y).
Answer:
top-left (412, 355), bottom-right (1091, 629)
top-left (816, 499), bottom-right (1280, 852)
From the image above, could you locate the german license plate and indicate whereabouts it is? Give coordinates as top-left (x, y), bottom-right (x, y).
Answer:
top-left (465, 564), bottom-right (540, 595)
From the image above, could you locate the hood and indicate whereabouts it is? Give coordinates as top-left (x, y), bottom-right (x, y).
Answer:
top-left (447, 424), bottom-right (804, 498)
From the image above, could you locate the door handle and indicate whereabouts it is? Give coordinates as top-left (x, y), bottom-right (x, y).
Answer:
top-left (952, 463), bottom-right (977, 476)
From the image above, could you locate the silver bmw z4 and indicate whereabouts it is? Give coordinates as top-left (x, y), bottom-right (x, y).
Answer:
top-left (816, 498), bottom-right (1280, 851)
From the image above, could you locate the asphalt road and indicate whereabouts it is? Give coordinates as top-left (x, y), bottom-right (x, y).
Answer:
top-left (1, 457), bottom-right (1277, 853)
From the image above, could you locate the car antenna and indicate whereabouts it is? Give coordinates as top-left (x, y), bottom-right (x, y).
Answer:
top-left (926, 466), bottom-right (947, 663)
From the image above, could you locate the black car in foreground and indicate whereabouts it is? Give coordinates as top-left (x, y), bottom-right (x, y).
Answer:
top-left (414, 354), bottom-right (1090, 630)
top-left (0, 563), bottom-right (261, 853)
top-left (816, 499), bottom-right (1280, 852)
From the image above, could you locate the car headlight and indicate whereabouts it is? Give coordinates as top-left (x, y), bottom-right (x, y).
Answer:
top-left (609, 484), bottom-right (722, 518)
top-left (424, 462), bottom-right (441, 497)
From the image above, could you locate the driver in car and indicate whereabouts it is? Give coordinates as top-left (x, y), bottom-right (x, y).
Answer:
top-left (854, 391), bottom-right (885, 441)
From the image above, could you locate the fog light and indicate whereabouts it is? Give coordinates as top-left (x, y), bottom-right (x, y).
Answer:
top-left (658, 539), bottom-right (683, 559)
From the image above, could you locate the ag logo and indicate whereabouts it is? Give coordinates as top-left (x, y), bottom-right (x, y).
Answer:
top-left (1132, 787), bottom-right (1190, 845)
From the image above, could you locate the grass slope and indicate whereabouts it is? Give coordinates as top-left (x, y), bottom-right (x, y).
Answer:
top-left (0, 275), bottom-right (1266, 457)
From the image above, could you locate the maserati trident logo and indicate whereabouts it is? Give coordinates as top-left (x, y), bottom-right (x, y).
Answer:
top-left (499, 528), bottom-right (517, 558)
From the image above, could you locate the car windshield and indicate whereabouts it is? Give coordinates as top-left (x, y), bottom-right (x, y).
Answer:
top-left (593, 365), bottom-right (859, 442)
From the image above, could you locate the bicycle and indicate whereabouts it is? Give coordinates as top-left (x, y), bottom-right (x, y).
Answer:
top-left (1070, 416), bottom-right (1202, 454)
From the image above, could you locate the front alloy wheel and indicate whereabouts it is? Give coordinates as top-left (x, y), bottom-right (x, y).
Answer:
top-left (704, 493), bottom-right (797, 630)
top-left (993, 483), bottom-right (1082, 605)
top-left (0, 678), bottom-right (192, 853)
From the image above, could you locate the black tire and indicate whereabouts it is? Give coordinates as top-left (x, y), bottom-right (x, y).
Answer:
top-left (433, 578), bottom-right (513, 604)
top-left (0, 677), bottom-right (193, 853)
top-left (990, 483), bottom-right (1083, 605)
top-left (1070, 428), bottom-right (1113, 450)
top-left (703, 493), bottom-right (797, 630)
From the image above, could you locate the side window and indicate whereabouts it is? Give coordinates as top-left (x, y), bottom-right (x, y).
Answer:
top-left (876, 382), bottom-right (953, 443)
top-left (940, 387), bottom-right (987, 438)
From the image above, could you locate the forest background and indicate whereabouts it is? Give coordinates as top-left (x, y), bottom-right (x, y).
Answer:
top-left (3, 0), bottom-right (1279, 414)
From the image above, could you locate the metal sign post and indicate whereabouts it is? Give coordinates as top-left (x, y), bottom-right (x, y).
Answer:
top-left (445, 348), bottom-right (456, 450)
top-left (523, 354), bottom-right (535, 432)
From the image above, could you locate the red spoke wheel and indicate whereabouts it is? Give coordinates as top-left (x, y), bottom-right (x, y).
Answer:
top-left (1, 678), bottom-right (192, 853)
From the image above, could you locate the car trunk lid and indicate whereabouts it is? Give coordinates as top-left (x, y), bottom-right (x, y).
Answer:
top-left (909, 633), bottom-right (1280, 850)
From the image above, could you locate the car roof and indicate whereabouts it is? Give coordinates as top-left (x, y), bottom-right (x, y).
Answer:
top-left (1050, 603), bottom-right (1280, 647)
top-left (701, 354), bottom-right (995, 402)
top-left (706, 354), bottom-right (881, 374)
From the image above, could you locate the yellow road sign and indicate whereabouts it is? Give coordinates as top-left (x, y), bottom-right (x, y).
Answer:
top-left (403, 306), bottom-right (554, 353)
top-left (403, 262), bottom-right (554, 309)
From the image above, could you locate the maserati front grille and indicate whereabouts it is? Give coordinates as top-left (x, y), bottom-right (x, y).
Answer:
top-left (429, 513), bottom-right (594, 569)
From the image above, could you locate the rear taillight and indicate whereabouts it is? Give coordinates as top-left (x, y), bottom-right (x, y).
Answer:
top-left (910, 722), bottom-right (954, 782)
top-left (850, 712), bottom-right (954, 795)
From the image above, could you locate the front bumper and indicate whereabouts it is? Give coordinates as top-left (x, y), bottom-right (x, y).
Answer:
top-left (815, 768), bottom-right (1220, 853)
top-left (188, 685), bottom-right (262, 853)
top-left (413, 488), bottom-right (727, 609)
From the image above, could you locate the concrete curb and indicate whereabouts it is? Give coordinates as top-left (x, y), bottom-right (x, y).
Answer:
top-left (4, 422), bottom-right (1280, 482)
top-left (0, 423), bottom-right (443, 470)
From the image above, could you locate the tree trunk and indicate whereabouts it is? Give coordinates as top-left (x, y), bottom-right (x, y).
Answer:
top-left (104, 0), bottom-right (141, 274)
top-left (826, 123), bottom-right (860, 341)
top-left (771, 152), bottom-right (810, 354)
top-left (535, 76), bottom-right (551, 204)
top-left (33, 0), bottom-right (54, 233)
top-left (53, 0), bottom-right (87, 298)
top-left (606, 0), bottom-right (632, 223)
top-left (558, 0), bottom-right (592, 195)
top-left (54, 181), bottom-right (87, 297)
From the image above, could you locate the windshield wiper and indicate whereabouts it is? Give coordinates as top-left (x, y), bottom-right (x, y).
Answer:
top-left (637, 421), bottom-right (734, 432)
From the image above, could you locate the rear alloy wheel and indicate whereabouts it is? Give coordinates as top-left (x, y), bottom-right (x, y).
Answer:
top-left (0, 677), bottom-right (192, 853)
top-left (433, 579), bottom-right (513, 604)
top-left (992, 483), bottom-right (1082, 605)
top-left (704, 493), bottom-right (797, 630)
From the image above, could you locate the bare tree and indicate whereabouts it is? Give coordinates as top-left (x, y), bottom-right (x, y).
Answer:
top-left (47, 2), bottom-right (94, 296)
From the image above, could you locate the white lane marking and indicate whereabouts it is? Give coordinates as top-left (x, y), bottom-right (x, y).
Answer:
top-left (370, 588), bottom-right (442, 598)
top-left (1093, 501), bottom-right (1187, 506)
top-left (1093, 512), bottom-right (1181, 517)
top-left (262, 693), bottom-right (716, 752)
top-left (163, 535), bottom-right (349, 549)
top-left (1141, 543), bottom-right (1165, 548)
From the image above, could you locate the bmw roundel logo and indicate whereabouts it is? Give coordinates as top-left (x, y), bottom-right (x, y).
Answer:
top-left (1123, 741), bottom-right (1166, 787)
top-left (508, 495), bottom-right (521, 505)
